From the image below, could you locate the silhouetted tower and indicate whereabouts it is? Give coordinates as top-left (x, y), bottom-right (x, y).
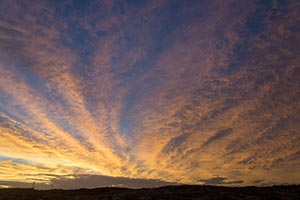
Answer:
top-left (32, 182), bottom-right (35, 190)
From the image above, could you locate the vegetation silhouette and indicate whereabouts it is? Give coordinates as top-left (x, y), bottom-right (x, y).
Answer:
top-left (0, 185), bottom-right (300, 200)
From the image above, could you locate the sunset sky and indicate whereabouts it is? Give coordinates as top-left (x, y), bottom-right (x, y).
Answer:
top-left (0, 0), bottom-right (300, 189)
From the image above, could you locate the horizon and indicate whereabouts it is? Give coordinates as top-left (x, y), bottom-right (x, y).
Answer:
top-left (1, 184), bottom-right (299, 200)
top-left (1, 183), bottom-right (300, 191)
top-left (0, 0), bottom-right (299, 189)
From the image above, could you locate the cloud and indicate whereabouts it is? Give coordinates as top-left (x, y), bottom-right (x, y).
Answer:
top-left (198, 177), bottom-right (228, 185)
top-left (198, 176), bottom-right (244, 185)
top-left (51, 174), bottom-right (177, 189)
top-left (0, 175), bottom-right (177, 190)
top-left (202, 128), bottom-right (233, 147)
top-left (252, 179), bottom-right (264, 184)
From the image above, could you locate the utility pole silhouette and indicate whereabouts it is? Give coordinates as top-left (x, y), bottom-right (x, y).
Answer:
top-left (32, 182), bottom-right (35, 190)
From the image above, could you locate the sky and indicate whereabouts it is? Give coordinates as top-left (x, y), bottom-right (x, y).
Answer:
top-left (0, 0), bottom-right (300, 189)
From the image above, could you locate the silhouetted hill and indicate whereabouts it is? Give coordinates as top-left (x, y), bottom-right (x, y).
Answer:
top-left (0, 185), bottom-right (300, 200)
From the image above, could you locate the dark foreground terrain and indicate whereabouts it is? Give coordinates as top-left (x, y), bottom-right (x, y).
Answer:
top-left (0, 185), bottom-right (300, 200)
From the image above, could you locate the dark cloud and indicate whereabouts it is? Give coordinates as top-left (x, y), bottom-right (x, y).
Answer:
top-left (202, 128), bottom-right (233, 147)
top-left (198, 177), bottom-right (244, 185)
top-left (0, 175), bottom-right (177, 190)
top-left (252, 180), bottom-right (264, 184)
top-left (51, 175), bottom-right (177, 189)
top-left (0, 181), bottom-right (36, 189)
top-left (161, 133), bottom-right (192, 154)
top-left (198, 177), bottom-right (228, 185)
top-left (226, 180), bottom-right (244, 184)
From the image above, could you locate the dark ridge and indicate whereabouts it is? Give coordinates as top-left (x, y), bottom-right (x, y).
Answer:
top-left (0, 185), bottom-right (300, 200)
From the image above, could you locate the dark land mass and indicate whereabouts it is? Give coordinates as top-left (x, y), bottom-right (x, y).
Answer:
top-left (0, 185), bottom-right (300, 200)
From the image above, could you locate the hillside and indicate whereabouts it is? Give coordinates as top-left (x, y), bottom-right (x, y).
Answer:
top-left (0, 185), bottom-right (300, 200)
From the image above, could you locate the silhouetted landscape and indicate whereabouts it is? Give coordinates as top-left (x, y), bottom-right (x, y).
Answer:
top-left (1, 0), bottom-right (300, 196)
top-left (1, 185), bottom-right (300, 200)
